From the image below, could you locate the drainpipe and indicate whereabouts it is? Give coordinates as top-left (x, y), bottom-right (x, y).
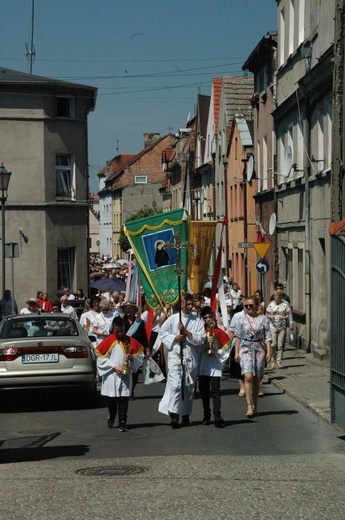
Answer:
top-left (243, 162), bottom-right (249, 296)
top-left (212, 152), bottom-right (217, 269)
top-left (211, 152), bottom-right (216, 218)
top-left (223, 160), bottom-right (229, 272)
top-left (305, 99), bottom-right (311, 353)
top-left (85, 119), bottom-right (91, 292)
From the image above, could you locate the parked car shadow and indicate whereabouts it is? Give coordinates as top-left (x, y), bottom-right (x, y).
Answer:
top-left (0, 388), bottom-right (103, 413)
top-left (0, 431), bottom-right (90, 463)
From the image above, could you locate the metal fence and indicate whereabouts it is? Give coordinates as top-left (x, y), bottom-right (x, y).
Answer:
top-left (330, 234), bottom-right (345, 429)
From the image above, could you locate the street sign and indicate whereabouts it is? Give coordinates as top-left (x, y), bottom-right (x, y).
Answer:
top-left (256, 259), bottom-right (270, 274)
top-left (238, 242), bottom-right (253, 248)
top-left (253, 242), bottom-right (271, 258)
top-left (5, 243), bottom-right (19, 258)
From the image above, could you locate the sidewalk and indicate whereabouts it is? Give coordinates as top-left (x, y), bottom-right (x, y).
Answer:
top-left (265, 344), bottom-right (331, 424)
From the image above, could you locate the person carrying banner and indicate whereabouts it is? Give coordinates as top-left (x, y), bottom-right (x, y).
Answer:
top-left (158, 293), bottom-right (206, 428)
top-left (95, 316), bottom-right (144, 432)
top-left (199, 306), bottom-right (231, 427)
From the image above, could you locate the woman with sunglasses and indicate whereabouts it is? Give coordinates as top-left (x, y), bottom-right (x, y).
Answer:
top-left (234, 296), bottom-right (271, 418)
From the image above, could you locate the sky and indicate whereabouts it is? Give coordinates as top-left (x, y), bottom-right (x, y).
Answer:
top-left (1, 0), bottom-right (277, 193)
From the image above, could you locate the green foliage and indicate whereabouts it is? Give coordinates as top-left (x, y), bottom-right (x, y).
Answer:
top-left (119, 206), bottom-right (160, 253)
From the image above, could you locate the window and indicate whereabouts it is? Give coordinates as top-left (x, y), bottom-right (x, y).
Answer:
top-left (296, 121), bottom-right (303, 178)
top-left (135, 175), bottom-right (148, 184)
top-left (57, 248), bottom-right (75, 290)
top-left (279, 9), bottom-right (285, 66)
top-left (316, 108), bottom-right (324, 166)
top-left (288, 0), bottom-right (295, 56)
top-left (298, 0), bottom-right (305, 46)
top-left (262, 136), bottom-right (268, 190)
top-left (56, 97), bottom-right (74, 118)
top-left (326, 99), bottom-right (332, 169)
top-left (239, 182), bottom-right (244, 217)
top-left (56, 154), bottom-right (75, 199)
top-left (297, 248), bottom-right (304, 311)
top-left (173, 188), bottom-right (178, 209)
top-left (257, 140), bottom-right (261, 190)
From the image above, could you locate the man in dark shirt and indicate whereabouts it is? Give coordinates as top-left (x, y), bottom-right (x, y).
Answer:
top-left (269, 282), bottom-right (290, 303)
top-left (0, 289), bottom-right (18, 316)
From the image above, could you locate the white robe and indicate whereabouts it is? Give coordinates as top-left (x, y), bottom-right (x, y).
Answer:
top-left (97, 340), bottom-right (143, 397)
top-left (198, 333), bottom-right (231, 378)
top-left (158, 311), bottom-right (205, 417)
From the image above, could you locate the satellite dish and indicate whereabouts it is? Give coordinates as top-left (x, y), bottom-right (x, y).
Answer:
top-left (269, 213), bottom-right (277, 235)
top-left (283, 145), bottom-right (293, 177)
top-left (247, 156), bottom-right (254, 181)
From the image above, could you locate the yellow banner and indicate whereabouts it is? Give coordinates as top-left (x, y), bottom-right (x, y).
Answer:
top-left (188, 221), bottom-right (217, 294)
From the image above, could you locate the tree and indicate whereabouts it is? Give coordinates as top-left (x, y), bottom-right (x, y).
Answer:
top-left (118, 206), bottom-right (160, 253)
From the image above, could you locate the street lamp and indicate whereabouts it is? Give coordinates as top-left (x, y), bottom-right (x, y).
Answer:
top-left (0, 163), bottom-right (12, 315)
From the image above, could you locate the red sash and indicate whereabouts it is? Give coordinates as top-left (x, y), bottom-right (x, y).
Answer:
top-left (95, 334), bottom-right (143, 357)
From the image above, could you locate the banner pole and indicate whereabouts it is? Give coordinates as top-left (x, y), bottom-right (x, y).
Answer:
top-left (177, 254), bottom-right (184, 401)
top-left (166, 231), bottom-right (190, 401)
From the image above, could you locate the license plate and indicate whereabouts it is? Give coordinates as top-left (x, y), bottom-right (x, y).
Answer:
top-left (22, 354), bottom-right (59, 364)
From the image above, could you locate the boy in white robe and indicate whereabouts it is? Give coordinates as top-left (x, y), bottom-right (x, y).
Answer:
top-left (95, 316), bottom-right (144, 432)
top-left (199, 306), bottom-right (231, 427)
top-left (158, 293), bottom-right (206, 428)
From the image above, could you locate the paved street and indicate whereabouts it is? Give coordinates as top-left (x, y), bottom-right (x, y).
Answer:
top-left (0, 371), bottom-right (343, 459)
top-left (1, 349), bottom-right (345, 519)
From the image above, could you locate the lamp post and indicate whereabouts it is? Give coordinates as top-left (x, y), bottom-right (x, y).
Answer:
top-left (0, 164), bottom-right (12, 315)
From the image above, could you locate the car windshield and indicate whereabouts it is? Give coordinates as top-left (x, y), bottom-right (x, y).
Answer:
top-left (0, 316), bottom-right (79, 339)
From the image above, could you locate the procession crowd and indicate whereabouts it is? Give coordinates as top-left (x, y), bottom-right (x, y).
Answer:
top-left (1, 272), bottom-right (293, 433)
top-left (78, 280), bottom-right (293, 432)
top-left (89, 253), bottom-right (130, 282)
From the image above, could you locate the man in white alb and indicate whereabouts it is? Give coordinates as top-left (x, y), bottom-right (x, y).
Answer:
top-left (158, 293), bottom-right (205, 428)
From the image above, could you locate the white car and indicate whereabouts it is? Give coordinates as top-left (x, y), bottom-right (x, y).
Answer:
top-left (0, 314), bottom-right (97, 395)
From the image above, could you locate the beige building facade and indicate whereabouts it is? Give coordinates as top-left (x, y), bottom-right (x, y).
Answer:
top-left (273, 1), bottom-right (334, 355)
top-left (0, 67), bottom-right (96, 307)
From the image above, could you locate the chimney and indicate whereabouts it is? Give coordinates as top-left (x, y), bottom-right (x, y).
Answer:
top-left (144, 133), bottom-right (160, 149)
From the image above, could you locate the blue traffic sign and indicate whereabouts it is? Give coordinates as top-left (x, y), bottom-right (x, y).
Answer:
top-left (256, 259), bottom-right (270, 274)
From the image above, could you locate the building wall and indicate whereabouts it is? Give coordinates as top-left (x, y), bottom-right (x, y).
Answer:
top-left (112, 194), bottom-right (122, 258)
top-left (108, 134), bottom-right (176, 257)
top-left (89, 206), bottom-right (100, 254)
top-left (99, 192), bottom-right (113, 257)
top-left (227, 121), bottom-right (257, 296)
top-left (274, 0), bottom-right (334, 355)
top-left (309, 173), bottom-right (331, 351)
top-left (122, 183), bottom-right (163, 222)
top-left (247, 35), bottom-right (278, 299)
top-left (116, 135), bottom-right (175, 194)
top-left (0, 75), bottom-right (95, 305)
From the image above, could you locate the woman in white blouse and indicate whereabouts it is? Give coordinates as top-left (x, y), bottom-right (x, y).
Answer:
top-left (93, 299), bottom-right (115, 345)
top-left (229, 283), bottom-right (242, 313)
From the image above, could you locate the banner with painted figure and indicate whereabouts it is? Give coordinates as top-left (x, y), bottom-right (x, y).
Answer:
top-left (124, 209), bottom-right (190, 309)
top-left (188, 221), bottom-right (217, 294)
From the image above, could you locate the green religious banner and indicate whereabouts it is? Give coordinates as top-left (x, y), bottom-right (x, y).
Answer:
top-left (124, 208), bottom-right (190, 309)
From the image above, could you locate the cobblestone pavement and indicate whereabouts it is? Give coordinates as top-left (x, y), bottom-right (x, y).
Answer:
top-left (0, 454), bottom-right (345, 519)
top-left (1, 346), bottom-right (344, 519)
